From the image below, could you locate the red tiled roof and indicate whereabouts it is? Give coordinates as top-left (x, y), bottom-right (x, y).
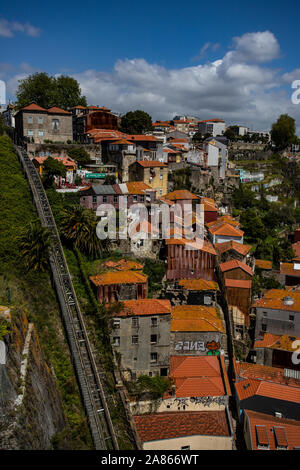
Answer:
top-left (245, 410), bottom-right (300, 450)
top-left (128, 135), bottom-right (157, 142)
top-left (219, 259), bottom-right (253, 276)
top-left (225, 279), bottom-right (252, 289)
top-left (171, 305), bottom-right (225, 333)
top-left (199, 119), bottom-right (225, 123)
top-left (178, 279), bottom-right (219, 291)
top-left (234, 360), bottom-right (300, 388)
top-left (137, 160), bottom-right (167, 168)
top-left (235, 378), bottom-right (300, 403)
top-left (293, 241), bottom-right (300, 257)
top-left (209, 223), bottom-right (244, 237)
top-left (100, 259), bottom-right (143, 271)
top-left (165, 190), bottom-right (199, 201)
top-left (47, 106), bottom-right (71, 114)
top-left (133, 410), bottom-right (231, 443)
top-left (114, 299), bottom-right (171, 317)
top-left (165, 237), bottom-right (217, 255)
top-left (21, 103), bottom-right (47, 112)
top-left (280, 262), bottom-right (300, 278)
top-left (255, 259), bottom-right (273, 270)
top-left (252, 289), bottom-right (300, 312)
top-left (254, 333), bottom-right (300, 354)
top-left (125, 181), bottom-right (152, 194)
top-left (90, 270), bottom-right (147, 286)
top-left (215, 240), bottom-right (252, 256)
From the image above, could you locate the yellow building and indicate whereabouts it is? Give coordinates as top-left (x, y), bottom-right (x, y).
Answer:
top-left (129, 160), bottom-right (168, 196)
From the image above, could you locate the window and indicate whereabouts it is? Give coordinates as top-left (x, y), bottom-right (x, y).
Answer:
top-left (27, 116), bottom-right (33, 124)
top-left (150, 334), bottom-right (157, 344)
top-left (262, 324), bottom-right (267, 332)
top-left (151, 317), bottom-right (158, 327)
top-left (289, 315), bottom-right (294, 321)
top-left (38, 117), bottom-right (43, 124)
top-left (52, 119), bottom-right (59, 130)
top-left (28, 130), bottom-right (33, 136)
top-left (38, 131), bottom-right (44, 136)
top-left (132, 317), bottom-right (139, 328)
top-left (150, 352), bottom-right (157, 363)
top-left (263, 311), bottom-right (268, 316)
top-left (92, 196), bottom-right (97, 203)
top-left (140, 195), bottom-right (144, 202)
top-left (103, 195), bottom-right (107, 203)
top-left (204, 295), bottom-right (212, 305)
top-left (132, 335), bottom-right (139, 344)
top-left (114, 195), bottom-right (118, 203)
top-left (113, 319), bottom-right (120, 329)
top-left (160, 174), bottom-right (163, 180)
top-left (133, 195), bottom-right (137, 202)
top-left (112, 337), bottom-right (120, 346)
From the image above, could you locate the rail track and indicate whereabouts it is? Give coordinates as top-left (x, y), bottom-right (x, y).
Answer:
top-left (16, 146), bottom-right (119, 450)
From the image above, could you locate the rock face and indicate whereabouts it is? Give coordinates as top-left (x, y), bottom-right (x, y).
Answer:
top-left (0, 309), bottom-right (65, 449)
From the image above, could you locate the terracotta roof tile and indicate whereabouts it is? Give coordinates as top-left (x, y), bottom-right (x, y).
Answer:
top-left (209, 222), bottom-right (244, 237)
top-left (255, 259), bottom-right (273, 270)
top-left (219, 259), bottom-right (253, 276)
top-left (254, 333), bottom-right (300, 354)
top-left (252, 289), bottom-right (300, 312)
top-left (100, 259), bottom-right (143, 271)
top-left (21, 103), bottom-right (47, 112)
top-left (245, 410), bottom-right (300, 450)
top-left (165, 237), bottom-right (217, 255)
top-left (235, 378), bottom-right (300, 403)
top-left (125, 181), bottom-right (152, 194)
top-left (171, 305), bottom-right (225, 333)
top-left (215, 240), bottom-right (252, 256)
top-left (90, 270), bottom-right (147, 286)
top-left (47, 106), bottom-right (71, 114)
top-left (280, 262), bottom-right (300, 278)
top-left (165, 190), bottom-right (199, 201)
top-left (114, 299), bottom-right (171, 317)
top-left (234, 360), bottom-right (300, 388)
top-left (292, 241), bottom-right (300, 257)
top-left (178, 279), bottom-right (219, 291)
top-left (225, 279), bottom-right (252, 289)
top-left (137, 160), bottom-right (167, 168)
top-left (133, 410), bottom-right (231, 442)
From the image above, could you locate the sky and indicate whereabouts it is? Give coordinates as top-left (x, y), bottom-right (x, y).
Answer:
top-left (1, 0), bottom-right (300, 132)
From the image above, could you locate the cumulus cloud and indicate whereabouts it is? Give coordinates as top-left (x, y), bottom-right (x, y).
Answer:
top-left (4, 31), bottom-right (300, 133)
top-left (0, 18), bottom-right (41, 37)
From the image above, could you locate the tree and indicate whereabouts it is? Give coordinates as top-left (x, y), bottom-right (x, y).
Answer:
top-left (104, 174), bottom-right (116, 184)
top-left (68, 147), bottom-right (91, 166)
top-left (240, 208), bottom-right (266, 243)
top-left (271, 114), bottom-right (296, 149)
top-left (18, 221), bottom-right (52, 272)
top-left (16, 72), bottom-right (87, 110)
top-left (192, 131), bottom-right (203, 143)
top-left (224, 128), bottom-right (236, 141)
top-left (60, 205), bottom-right (108, 259)
top-left (120, 110), bottom-right (152, 134)
top-left (42, 157), bottom-right (66, 188)
top-left (0, 115), bottom-right (6, 136)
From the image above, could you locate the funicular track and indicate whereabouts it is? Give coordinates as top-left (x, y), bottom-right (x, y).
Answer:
top-left (16, 147), bottom-right (119, 450)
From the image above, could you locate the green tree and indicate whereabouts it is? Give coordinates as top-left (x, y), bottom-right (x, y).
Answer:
top-left (16, 72), bottom-right (87, 109)
top-left (271, 114), bottom-right (296, 149)
top-left (104, 174), bottom-right (116, 184)
top-left (192, 131), bottom-right (203, 143)
top-left (231, 184), bottom-right (256, 210)
top-left (42, 157), bottom-right (66, 188)
top-left (224, 128), bottom-right (236, 141)
top-left (240, 208), bottom-right (266, 243)
top-left (60, 205), bottom-right (108, 259)
top-left (68, 147), bottom-right (91, 166)
top-left (120, 110), bottom-right (152, 134)
top-left (0, 115), bottom-right (6, 136)
top-left (18, 221), bottom-right (52, 272)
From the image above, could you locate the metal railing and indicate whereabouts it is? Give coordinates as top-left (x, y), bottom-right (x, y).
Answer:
top-left (16, 147), bottom-right (119, 450)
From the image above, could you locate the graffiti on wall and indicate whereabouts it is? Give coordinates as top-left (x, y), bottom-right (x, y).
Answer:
top-left (174, 340), bottom-right (221, 355)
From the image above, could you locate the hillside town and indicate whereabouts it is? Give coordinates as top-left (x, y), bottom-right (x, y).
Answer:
top-left (1, 90), bottom-right (300, 453)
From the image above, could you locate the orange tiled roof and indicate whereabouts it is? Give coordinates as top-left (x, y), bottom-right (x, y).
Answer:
top-left (280, 262), bottom-right (300, 278)
top-left (225, 279), bottom-right (252, 289)
top-left (33, 155), bottom-right (76, 169)
top-left (235, 378), bottom-right (300, 403)
top-left (209, 222), bottom-right (244, 237)
top-left (255, 259), bottom-right (273, 270)
top-left (90, 270), bottom-right (147, 286)
top-left (165, 190), bottom-right (199, 201)
top-left (207, 217), bottom-right (240, 229)
top-left (128, 135), bottom-right (157, 142)
top-left (47, 106), bottom-right (71, 114)
top-left (100, 259), bottom-right (143, 271)
top-left (133, 410), bottom-right (231, 443)
top-left (234, 360), bottom-right (300, 387)
top-left (219, 259), bottom-right (253, 276)
top-left (254, 333), bottom-right (300, 353)
top-left (178, 279), bottom-right (219, 291)
top-left (171, 305), bottom-right (225, 333)
top-left (167, 356), bottom-right (228, 398)
top-left (137, 160), bottom-right (167, 168)
top-left (252, 289), bottom-right (300, 312)
top-left (215, 240), bottom-right (252, 256)
top-left (125, 181), bottom-right (152, 194)
top-left (244, 410), bottom-right (300, 450)
top-left (165, 237), bottom-right (217, 255)
top-left (21, 103), bottom-right (46, 112)
top-left (114, 299), bottom-right (171, 317)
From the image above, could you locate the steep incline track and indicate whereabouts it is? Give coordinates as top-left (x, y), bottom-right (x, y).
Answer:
top-left (16, 147), bottom-right (119, 450)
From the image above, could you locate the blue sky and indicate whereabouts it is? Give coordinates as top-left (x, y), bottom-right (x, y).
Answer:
top-left (1, 0), bottom-right (300, 131)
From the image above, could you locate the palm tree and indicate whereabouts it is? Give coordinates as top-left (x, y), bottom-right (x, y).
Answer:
top-left (60, 205), bottom-right (108, 258)
top-left (18, 221), bottom-right (52, 272)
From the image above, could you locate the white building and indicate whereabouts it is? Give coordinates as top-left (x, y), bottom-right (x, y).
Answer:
top-left (198, 119), bottom-right (226, 137)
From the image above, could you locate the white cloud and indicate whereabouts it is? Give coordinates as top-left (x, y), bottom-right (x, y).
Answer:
top-left (4, 31), bottom-right (300, 133)
top-left (0, 18), bottom-right (41, 37)
top-left (191, 42), bottom-right (220, 61)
